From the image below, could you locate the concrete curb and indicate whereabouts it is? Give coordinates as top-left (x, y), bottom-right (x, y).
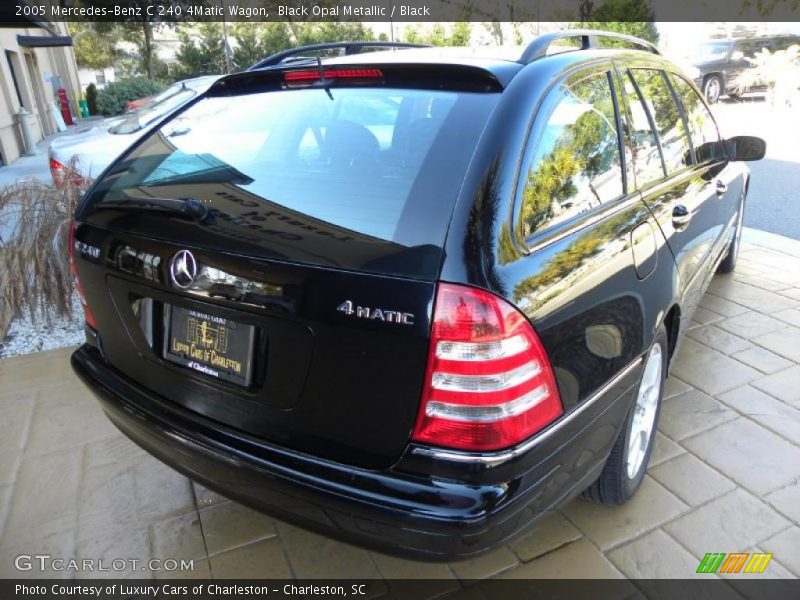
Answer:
top-left (742, 227), bottom-right (800, 258)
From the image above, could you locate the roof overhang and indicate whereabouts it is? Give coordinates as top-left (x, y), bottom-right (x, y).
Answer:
top-left (17, 34), bottom-right (73, 48)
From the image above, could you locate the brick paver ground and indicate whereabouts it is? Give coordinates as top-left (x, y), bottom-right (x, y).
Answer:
top-left (1, 241), bottom-right (799, 586)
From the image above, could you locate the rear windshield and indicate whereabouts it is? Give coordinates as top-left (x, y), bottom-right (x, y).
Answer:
top-left (85, 85), bottom-right (498, 279)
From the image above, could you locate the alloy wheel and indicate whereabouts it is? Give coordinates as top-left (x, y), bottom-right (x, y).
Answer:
top-left (705, 78), bottom-right (721, 103)
top-left (626, 343), bottom-right (663, 479)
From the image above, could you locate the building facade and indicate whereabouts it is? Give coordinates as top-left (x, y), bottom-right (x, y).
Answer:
top-left (0, 22), bottom-right (79, 166)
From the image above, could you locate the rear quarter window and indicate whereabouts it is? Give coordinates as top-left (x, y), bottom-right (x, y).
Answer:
top-left (517, 69), bottom-right (625, 239)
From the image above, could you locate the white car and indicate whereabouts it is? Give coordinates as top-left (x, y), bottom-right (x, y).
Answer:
top-left (49, 75), bottom-right (220, 186)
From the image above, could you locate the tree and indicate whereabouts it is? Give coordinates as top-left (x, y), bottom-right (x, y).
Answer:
top-left (404, 23), bottom-right (472, 46)
top-left (85, 83), bottom-right (98, 115)
top-left (68, 23), bottom-right (121, 70)
top-left (483, 22), bottom-right (504, 46)
top-left (122, 21), bottom-right (158, 80)
top-left (574, 0), bottom-right (660, 45)
top-left (110, 1), bottom-right (201, 78)
top-left (175, 23), bottom-right (227, 78)
top-left (231, 23), bottom-right (293, 71)
top-left (292, 22), bottom-right (375, 46)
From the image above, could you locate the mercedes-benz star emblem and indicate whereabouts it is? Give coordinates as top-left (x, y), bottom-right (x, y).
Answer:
top-left (169, 250), bottom-right (197, 289)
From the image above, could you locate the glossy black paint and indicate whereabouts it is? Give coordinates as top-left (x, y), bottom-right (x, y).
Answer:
top-left (73, 227), bottom-right (435, 470)
top-left (71, 47), bottom-right (754, 558)
top-left (72, 342), bottom-right (640, 559)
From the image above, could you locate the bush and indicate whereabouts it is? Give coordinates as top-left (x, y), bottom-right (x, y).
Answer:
top-left (85, 83), bottom-right (98, 116)
top-left (95, 77), bottom-right (165, 116)
top-left (0, 161), bottom-right (90, 321)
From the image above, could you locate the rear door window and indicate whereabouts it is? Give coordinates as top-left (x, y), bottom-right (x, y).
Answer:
top-left (629, 69), bottom-right (693, 174)
top-left (670, 74), bottom-right (722, 164)
top-left (518, 69), bottom-right (625, 239)
top-left (620, 70), bottom-right (665, 187)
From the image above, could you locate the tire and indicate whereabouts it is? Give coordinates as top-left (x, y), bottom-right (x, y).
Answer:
top-left (717, 193), bottom-right (745, 274)
top-left (703, 75), bottom-right (723, 104)
top-left (583, 326), bottom-right (668, 505)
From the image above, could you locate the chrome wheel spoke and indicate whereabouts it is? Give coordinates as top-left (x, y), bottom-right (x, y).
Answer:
top-left (626, 343), bottom-right (663, 479)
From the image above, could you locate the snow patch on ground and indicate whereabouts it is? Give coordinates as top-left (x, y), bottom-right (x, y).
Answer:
top-left (0, 293), bottom-right (84, 358)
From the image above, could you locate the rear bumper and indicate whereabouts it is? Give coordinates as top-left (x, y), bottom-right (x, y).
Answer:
top-left (71, 344), bottom-right (638, 560)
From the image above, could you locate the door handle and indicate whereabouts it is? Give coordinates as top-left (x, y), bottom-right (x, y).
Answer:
top-left (672, 205), bottom-right (692, 227)
top-left (716, 180), bottom-right (728, 196)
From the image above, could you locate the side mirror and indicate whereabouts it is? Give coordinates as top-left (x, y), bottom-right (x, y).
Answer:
top-left (726, 136), bottom-right (766, 161)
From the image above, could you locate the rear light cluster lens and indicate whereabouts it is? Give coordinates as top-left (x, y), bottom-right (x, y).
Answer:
top-left (50, 158), bottom-right (83, 189)
top-left (411, 283), bottom-right (563, 451)
top-left (284, 68), bottom-right (384, 86)
top-left (67, 219), bottom-right (97, 330)
top-left (50, 158), bottom-right (64, 188)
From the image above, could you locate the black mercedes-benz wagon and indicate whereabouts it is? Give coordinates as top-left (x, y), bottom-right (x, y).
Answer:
top-left (70, 31), bottom-right (765, 559)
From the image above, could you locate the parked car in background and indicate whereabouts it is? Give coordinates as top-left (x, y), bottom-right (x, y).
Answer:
top-left (125, 95), bottom-right (155, 113)
top-left (687, 34), bottom-right (800, 103)
top-left (49, 76), bottom-right (219, 187)
top-left (69, 34), bottom-right (764, 559)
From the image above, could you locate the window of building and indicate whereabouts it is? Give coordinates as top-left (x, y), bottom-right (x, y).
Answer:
top-left (5, 51), bottom-right (25, 109)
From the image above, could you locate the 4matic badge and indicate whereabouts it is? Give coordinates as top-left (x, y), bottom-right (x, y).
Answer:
top-left (337, 300), bottom-right (415, 325)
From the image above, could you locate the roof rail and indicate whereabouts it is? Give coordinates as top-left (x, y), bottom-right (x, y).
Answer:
top-left (249, 41), bottom-right (429, 70)
top-left (520, 29), bottom-right (659, 64)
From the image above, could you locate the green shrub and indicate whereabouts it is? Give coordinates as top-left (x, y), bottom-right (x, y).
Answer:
top-left (85, 83), bottom-right (98, 116)
top-left (95, 77), bottom-right (165, 116)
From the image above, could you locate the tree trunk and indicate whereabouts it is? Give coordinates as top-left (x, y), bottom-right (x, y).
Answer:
top-left (143, 22), bottom-right (153, 79)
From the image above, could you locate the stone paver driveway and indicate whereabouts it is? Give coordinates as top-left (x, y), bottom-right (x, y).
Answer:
top-left (1, 238), bottom-right (799, 587)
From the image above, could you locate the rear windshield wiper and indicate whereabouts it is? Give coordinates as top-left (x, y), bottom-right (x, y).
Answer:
top-left (99, 196), bottom-right (209, 222)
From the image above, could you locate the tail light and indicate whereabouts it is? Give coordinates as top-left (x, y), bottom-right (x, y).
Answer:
top-left (411, 283), bottom-right (563, 452)
top-left (67, 219), bottom-right (97, 330)
top-left (50, 158), bottom-right (65, 188)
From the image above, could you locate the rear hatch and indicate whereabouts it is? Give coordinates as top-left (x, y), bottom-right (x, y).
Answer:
top-left (74, 65), bottom-right (500, 469)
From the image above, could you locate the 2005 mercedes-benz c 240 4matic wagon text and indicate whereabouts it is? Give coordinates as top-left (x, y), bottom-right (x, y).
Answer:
top-left (70, 31), bottom-right (766, 559)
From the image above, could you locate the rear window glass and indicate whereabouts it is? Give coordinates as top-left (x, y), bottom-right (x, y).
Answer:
top-left (86, 85), bottom-right (497, 278)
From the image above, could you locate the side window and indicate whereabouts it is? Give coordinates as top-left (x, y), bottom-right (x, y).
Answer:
top-left (518, 70), bottom-right (624, 238)
top-left (621, 70), bottom-right (665, 187)
top-left (630, 69), bottom-right (692, 173)
top-left (670, 74), bottom-right (722, 164)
